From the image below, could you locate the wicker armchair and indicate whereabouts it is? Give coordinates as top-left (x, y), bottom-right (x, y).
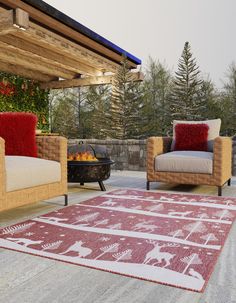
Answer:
top-left (0, 135), bottom-right (68, 212)
top-left (146, 136), bottom-right (232, 196)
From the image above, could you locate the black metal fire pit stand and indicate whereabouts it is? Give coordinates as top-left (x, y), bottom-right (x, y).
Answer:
top-left (98, 181), bottom-right (106, 191)
top-left (79, 181), bottom-right (106, 191)
top-left (68, 160), bottom-right (114, 191)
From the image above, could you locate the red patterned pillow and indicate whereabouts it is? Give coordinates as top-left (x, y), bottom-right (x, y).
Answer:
top-left (174, 123), bottom-right (209, 151)
top-left (0, 112), bottom-right (38, 157)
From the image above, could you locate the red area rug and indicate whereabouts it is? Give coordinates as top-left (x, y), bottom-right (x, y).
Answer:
top-left (1, 189), bottom-right (236, 292)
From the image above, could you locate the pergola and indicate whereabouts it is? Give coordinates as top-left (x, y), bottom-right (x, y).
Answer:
top-left (0, 0), bottom-right (142, 89)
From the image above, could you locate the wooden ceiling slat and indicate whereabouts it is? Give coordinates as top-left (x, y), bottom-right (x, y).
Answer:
top-left (0, 6), bottom-right (142, 88)
top-left (40, 72), bottom-right (144, 90)
top-left (0, 8), bottom-right (103, 76)
top-left (15, 21), bottom-right (120, 73)
top-left (0, 8), bottom-right (120, 74)
top-left (0, 44), bottom-right (78, 79)
top-left (0, 60), bottom-right (57, 81)
top-left (41, 75), bottom-right (114, 90)
top-left (0, 34), bottom-right (100, 76)
top-left (0, 40), bottom-right (79, 79)
top-left (1, 0), bottom-right (137, 68)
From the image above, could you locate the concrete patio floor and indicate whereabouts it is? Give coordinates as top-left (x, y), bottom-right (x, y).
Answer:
top-left (0, 170), bottom-right (236, 303)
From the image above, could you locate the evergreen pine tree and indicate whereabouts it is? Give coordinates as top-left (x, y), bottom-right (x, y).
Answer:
top-left (141, 58), bottom-right (172, 136)
top-left (85, 84), bottom-right (111, 139)
top-left (197, 78), bottom-right (217, 120)
top-left (221, 62), bottom-right (236, 135)
top-left (50, 89), bottom-right (79, 138)
top-left (170, 41), bottom-right (204, 120)
top-left (110, 56), bottom-right (143, 139)
top-left (50, 87), bottom-right (90, 138)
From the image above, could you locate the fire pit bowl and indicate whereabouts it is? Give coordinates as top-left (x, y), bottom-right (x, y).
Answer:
top-left (67, 142), bottom-right (114, 191)
top-left (67, 159), bottom-right (114, 191)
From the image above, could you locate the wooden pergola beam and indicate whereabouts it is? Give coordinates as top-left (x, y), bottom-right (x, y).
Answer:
top-left (40, 72), bottom-right (144, 90)
top-left (0, 8), bottom-right (120, 74)
top-left (0, 7), bottom-right (142, 87)
top-left (1, 0), bottom-right (137, 68)
top-left (16, 21), bottom-right (120, 73)
top-left (0, 40), bottom-right (80, 79)
top-left (0, 8), bottom-right (29, 33)
top-left (0, 9), bottom-right (103, 76)
top-left (0, 34), bottom-right (101, 76)
top-left (0, 9), bottom-right (15, 35)
top-left (14, 7), bottom-right (29, 29)
top-left (0, 43), bottom-right (78, 79)
top-left (0, 61), bottom-right (57, 82)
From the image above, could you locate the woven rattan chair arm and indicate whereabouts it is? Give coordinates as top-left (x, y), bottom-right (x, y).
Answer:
top-left (146, 137), bottom-right (172, 174)
top-left (0, 137), bottom-right (6, 195)
top-left (36, 136), bottom-right (67, 163)
top-left (213, 136), bottom-right (232, 181)
top-left (0, 136), bottom-right (4, 157)
top-left (147, 136), bottom-right (172, 156)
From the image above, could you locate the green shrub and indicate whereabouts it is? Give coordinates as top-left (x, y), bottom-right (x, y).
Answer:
top-left (0, 72), bottom-right (49, 130)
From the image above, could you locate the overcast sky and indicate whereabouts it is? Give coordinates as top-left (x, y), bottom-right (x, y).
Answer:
top-left (45, 0), bottom-right (236, 88)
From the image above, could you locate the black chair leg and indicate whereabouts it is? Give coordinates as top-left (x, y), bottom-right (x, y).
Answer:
top-left (146, 181), bottom-right (150, 190)
top-left (218, 186), bottom-right (222, 196)
top-left (64, 194), bottom-right (68, 206)
top-left (228, 178), bottom-right (231, 186)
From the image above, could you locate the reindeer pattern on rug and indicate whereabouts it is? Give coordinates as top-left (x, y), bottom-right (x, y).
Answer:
top-left (1, 189), bottom-right (236, 292)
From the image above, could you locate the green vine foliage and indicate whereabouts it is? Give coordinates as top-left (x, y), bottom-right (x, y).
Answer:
top-left (0, 72), bottom-right (49, 130)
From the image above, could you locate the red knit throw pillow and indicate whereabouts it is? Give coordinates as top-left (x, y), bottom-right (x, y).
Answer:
top-left (174, 123), bottom-right (209, 151)
top-left (0, 112), bottom-right (38, 157)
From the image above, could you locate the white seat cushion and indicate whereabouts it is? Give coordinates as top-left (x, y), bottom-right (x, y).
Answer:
top-left (5, 156), bottom-right (61, 192)
top-left (155, 151), bottom-right (213, 174)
